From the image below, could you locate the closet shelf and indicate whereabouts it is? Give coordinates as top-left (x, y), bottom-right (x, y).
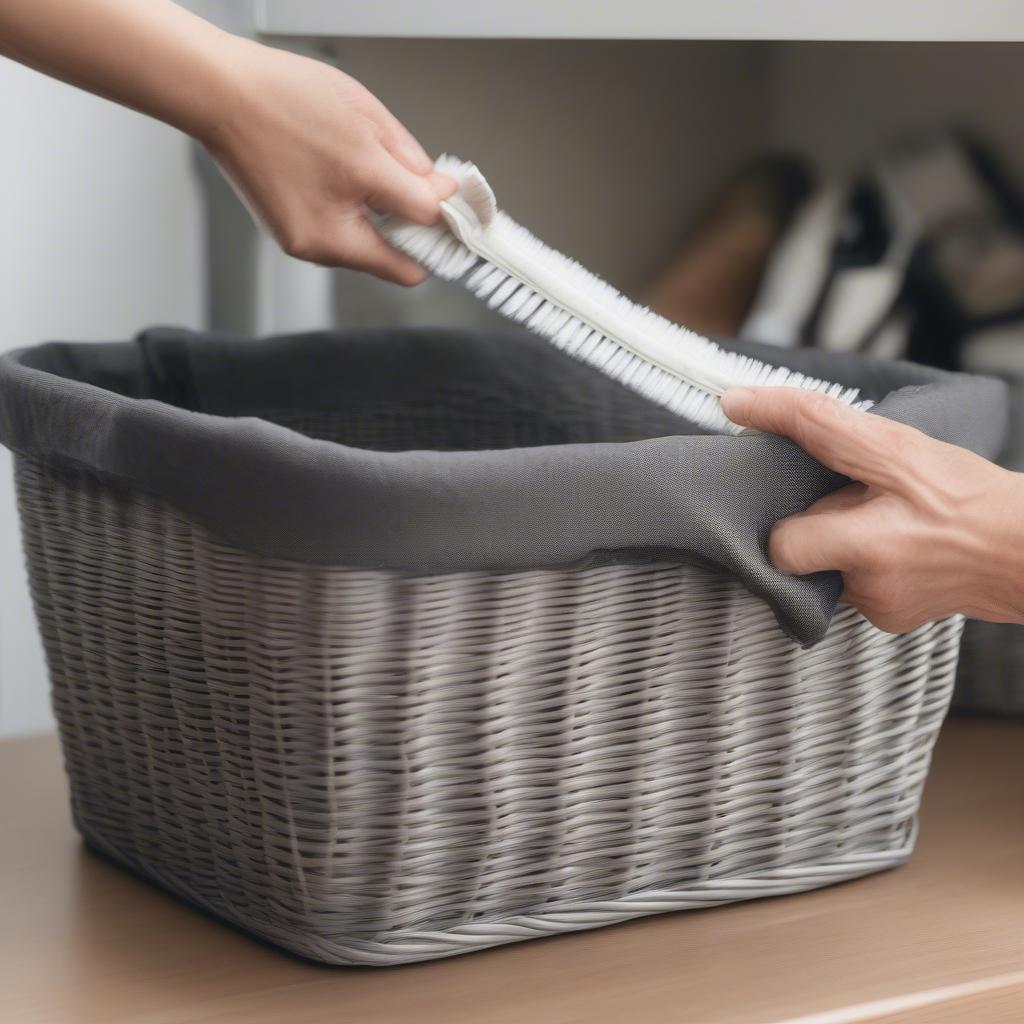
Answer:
top-left (250, 0), bottom-right (1024, 43)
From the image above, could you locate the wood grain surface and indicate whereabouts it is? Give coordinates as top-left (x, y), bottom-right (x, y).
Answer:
top-left (2, 718), bottom-right (1022, 1024)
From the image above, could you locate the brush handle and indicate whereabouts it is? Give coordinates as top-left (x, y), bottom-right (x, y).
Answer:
top-left (380, 154), bottom-right (868, 435)
top-left (438, 157), bottom-right (497, 227)
top-left (439, 190), bottom-right (734, 396)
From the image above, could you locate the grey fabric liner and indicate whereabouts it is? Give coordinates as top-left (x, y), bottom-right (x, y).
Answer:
top-left (0, 326), bottom-right (1007, 647)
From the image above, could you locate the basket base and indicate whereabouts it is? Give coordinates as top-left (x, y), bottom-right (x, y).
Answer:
top-left (78, 820), bottom-right (915, 967)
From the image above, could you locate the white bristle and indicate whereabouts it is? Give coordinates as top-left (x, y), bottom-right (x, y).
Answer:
top-left (380, 156), bottom-right (869, 435)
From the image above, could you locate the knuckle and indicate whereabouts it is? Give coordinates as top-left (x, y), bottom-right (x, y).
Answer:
top-left (793, 392), bottom-right (840, 446)
top-left (850, 591), bottom-right (896, 632)
top-left (801, 391), bottom-right (837, 419)
top-left (871, 611), bottom-right (916, 635)
top-left (884, 427), bottom-right (920, 467)
top-left (288, 240), bottom-right (344, 268)
top-left (799, 391), bottom-right (840, 425)
top-left (847, 574), bottom-right (916, 634)
top-left (353, 249), bottom-right (422, 286)
top-left (350, 158), bottom-right (379, 190)
top-left (279, 227), bottom-right (323, 263)
top-left (865, 611), bottom-right (899, 633)
top-left (342, 171), bottom-right (372, 202)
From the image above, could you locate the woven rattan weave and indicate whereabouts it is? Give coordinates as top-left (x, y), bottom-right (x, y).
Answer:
top-left (15, 454), bottom-right (962, 965)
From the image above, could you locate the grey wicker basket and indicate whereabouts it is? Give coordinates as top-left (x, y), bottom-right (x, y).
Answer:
top-left (0, 327), bottom-right (1005, 965)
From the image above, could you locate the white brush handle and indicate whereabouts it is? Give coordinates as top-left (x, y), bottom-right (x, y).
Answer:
top-left (380, 155), bottom-right (867, 435)
top-left (440, 197), bottom-right (737, 397)
top-left (439, 188), bottom-right (735, 397)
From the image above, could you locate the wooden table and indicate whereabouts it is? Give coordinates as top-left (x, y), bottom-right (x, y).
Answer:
top-left (2, 718), bottom-right (1023, 1024)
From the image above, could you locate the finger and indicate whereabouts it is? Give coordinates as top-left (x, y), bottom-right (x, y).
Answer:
top-left (369, 100), bottom-right (434, 175)
top-left (766, 483), bottom-right (869, 575)
top-left (721, 387), bottom-right (924, 491)
top-left (770, 481), bottom-right (872, 577)
top-left (363, 152), bottom-right (447, 225)
top-left (428, 168), bottom-right (459, 201)
top-left (799, 481), bottom-right (869, 517)
top-left (768, 510), bottom-right (861, 576)
top-left (327, 215), bottom-right (427, 285)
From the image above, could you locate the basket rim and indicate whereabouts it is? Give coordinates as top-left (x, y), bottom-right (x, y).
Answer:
top-left (0, 327), bottom-right (1004, 648)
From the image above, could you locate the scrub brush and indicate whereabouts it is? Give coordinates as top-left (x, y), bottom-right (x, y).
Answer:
top-left (379, 156), bottom-right (867, 434)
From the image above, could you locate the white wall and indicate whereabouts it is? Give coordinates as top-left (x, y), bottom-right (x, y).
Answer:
top-left (337, 38), bottom-right (773, 292)
top-left (320, 38), bottom-right (777, 334)
top-left (0, 59), bottom-right (205, 736)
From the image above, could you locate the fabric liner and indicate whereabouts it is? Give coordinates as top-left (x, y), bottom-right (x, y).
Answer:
top-left (0, 326), bottom-right (1007, 645)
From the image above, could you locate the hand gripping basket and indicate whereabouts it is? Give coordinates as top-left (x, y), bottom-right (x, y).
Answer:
top-left (0, 327), bottom-right (1005, 966)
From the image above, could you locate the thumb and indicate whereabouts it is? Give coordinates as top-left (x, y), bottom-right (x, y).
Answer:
top-left (721, 387), bottom-right (923, 491)
top-left (364, 152), bottom-right (448, 225)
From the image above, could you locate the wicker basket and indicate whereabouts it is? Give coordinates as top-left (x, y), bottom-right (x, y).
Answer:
top-left (2, 327), bottom-right (1002, 965)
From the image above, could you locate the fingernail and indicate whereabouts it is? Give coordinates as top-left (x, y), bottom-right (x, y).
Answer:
top-left (721, 388), bottom-right (754, 421)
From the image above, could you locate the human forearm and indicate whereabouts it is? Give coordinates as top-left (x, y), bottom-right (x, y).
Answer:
top-left (0, 0), bottom-right (455, 282)
top-left (0, 0), bottom-right (237, 140)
